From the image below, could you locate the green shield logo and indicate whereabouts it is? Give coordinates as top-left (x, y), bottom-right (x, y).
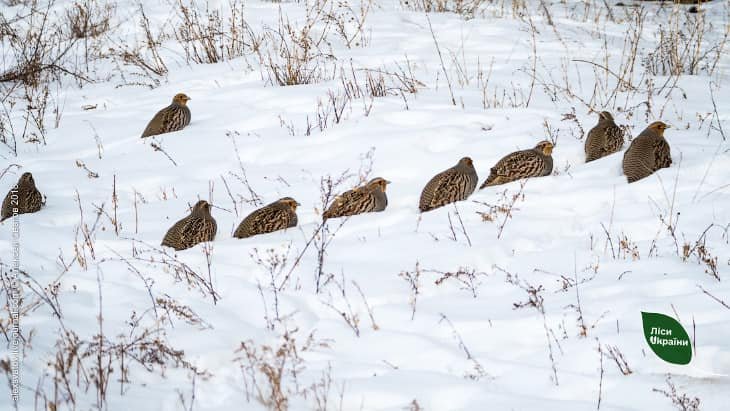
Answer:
top-left (641, 312), bottom-right (692, 365)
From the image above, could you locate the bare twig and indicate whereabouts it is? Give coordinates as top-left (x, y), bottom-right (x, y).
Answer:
top-left (697, 285), bottom-right (730, 310)
top-left (149, 141), bottom-right (178, 166)
top-left (425, 15), bottom-right (455, 106)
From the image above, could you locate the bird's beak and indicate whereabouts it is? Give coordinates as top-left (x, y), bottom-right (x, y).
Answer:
top-left (296, 201), bottom-right (301, 206)
top-left (385, 180), bottom-right (391, 185)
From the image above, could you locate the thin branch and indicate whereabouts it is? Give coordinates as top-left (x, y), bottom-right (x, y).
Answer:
top-left (425, 15), bottom-right (456, 106)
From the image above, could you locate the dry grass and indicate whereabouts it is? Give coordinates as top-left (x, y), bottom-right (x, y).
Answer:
top-left (431, 266), bottom-right (488, 298)
top-left (682, 224), bottom-right (722, 281)
top-left (174, 0), bottom-right (250, 64)
top-left (65, 0), bottom-right (114, 39)
top-left (603, 344), bottom-right (633, 376)
top-left (643, 7), bottom-right (728, 76)
top-left (399, 262), bottom-right (422, 320)
top-left (2, 196), bottom-right (214, 408)
top-left (282, 61), bottom-right (422, 136)
top-left (109, 4), bottom-right (168, 87)
top-left (401, 0), bottom-right (486, 18)
top-left (7, 261), bottom-right (209, 410)
top-left (500, 265), bottom-right (560, 385)
top-left (256, 10), bottom-right (337, 86)
top-left (0, 0), bottom-right (94, 151)
top-left (325, 0), bottom-right (373, 48)
top-left (235, 329), bottom-right (331, 411)
top-left (474, 180), bottom-right (527, 239)
top-left (0, 1), bottom-right (90, 87)
top-left (653, 375), bottom-right (701, 411)
top-left (251, 245), bottom-right (295, 331)
top-left (34, 309), bottom-right (207, 410)
top-left (0, 1), bottom-right (728, 409)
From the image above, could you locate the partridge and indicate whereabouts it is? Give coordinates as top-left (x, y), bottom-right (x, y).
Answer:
top-left (622, 121), bottom-right (672, 183)
top-left (419, 157), bottom-right (478, 212)
top-left (161, 200), bottom-right (217, 250)
top-left (234, 197), bottom-right (300, 238)
top-left (1, 172), bottom-right (43, 221)
top-left (479, 141), bottom-right (553, 189)
top-left (585, 111), bottom-right (625, 162)
top-left (323, 177), bottom-right (390, 220)
top-left (141, 93), bottom-right (191, 138)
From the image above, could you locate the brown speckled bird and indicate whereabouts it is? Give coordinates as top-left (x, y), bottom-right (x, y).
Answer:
top-left (161, 200), bottom-right (217, 251)
top-left (234, 197), bottom-right (300, 238)
top-left (622, 121), bottom-right (672, 183)
top-left (141, 93), bottom-right (191, 138)
top-left (585, 111), bottom-right (625, 162)
top-left (479, 141), bottom-right (554, 189)
top-left (323, 177), bottom-right (390, 220)
top-left (1, 172), bottom-right (43, 222)
top-left (419, 157), bottom-right (478, 212)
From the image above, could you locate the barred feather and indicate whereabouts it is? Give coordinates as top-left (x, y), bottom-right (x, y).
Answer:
top-left (323, 177), bottom-right (389, 220)
top-left (419, 157), bottom-right (477, 212)
top-left (161, 200), bottom-right (217, 251)
top-left (234, 197), bottom-right (299, 238)
top-left (480, 141), bottom-right (553, 189)
top-left (141, 93), bottom-right (192, 138)
top-left (585, 111), bottom-right (625, 162)
top-left (622, 121), bottom-right (672, 183)
top-left (1, 172), bottom-right (43, 221)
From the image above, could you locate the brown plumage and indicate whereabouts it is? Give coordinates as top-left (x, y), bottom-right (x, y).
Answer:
top-left (161, 200), bottom-right (217, 251)
top-left (1, 172), bottom-right (43, 222)
top-left (323, 177), bottom-right (390, 220)
top-left (234, 197), bottom-right (300, 238)
top-left (479, 141), bottom-right (554, 189)
top-left (622, 121), bottom-right (672, 183)
top-left (419, 157), bottom-right (478, 212)
top-left (141, 93), bottom-right (192, 138)
top-left (585, 111), bottom-right (625, 162)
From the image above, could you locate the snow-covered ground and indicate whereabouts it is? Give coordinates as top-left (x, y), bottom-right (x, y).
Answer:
top-left (1, 0), bottom-right (729, 409)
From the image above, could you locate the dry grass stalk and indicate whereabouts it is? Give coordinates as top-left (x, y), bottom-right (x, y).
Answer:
top-left (652, 375), bottom-right (701, 411)
top-left (65, 1), bottom-right (114, 39)
top-left (173, 0), bottom-right (249, 64)
top-left (235, 329), bottom-right (330, 411)
top-left (400, 0), bottom-right (486, 18)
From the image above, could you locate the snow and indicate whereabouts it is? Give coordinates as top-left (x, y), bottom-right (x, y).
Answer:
top-left (1, 0), bottom-right (729, 410)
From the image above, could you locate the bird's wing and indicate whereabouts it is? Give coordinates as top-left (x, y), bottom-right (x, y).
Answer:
top-left (339, 188), bottom-right (375, 216)
top-left (653, 138), bottom-right (672, 168)
top-left (585, 127), bottom-right (604, 160)
top-left (324, 188), bottom-right (358, 218)
top-left (419, 171), bottom-right (447, 210)
top-left (495, 150), bottom-right (542, 178)
top-left (427, 170), bottom-right (464, 207)
top-left (246, 206), bottom-right (291, 234)
top-left (141, 108), bottom-right (167, 137)
top-left (162, 217), bottom-right (188, 248)
top-left (141, 105), bottom-right (187, 137)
